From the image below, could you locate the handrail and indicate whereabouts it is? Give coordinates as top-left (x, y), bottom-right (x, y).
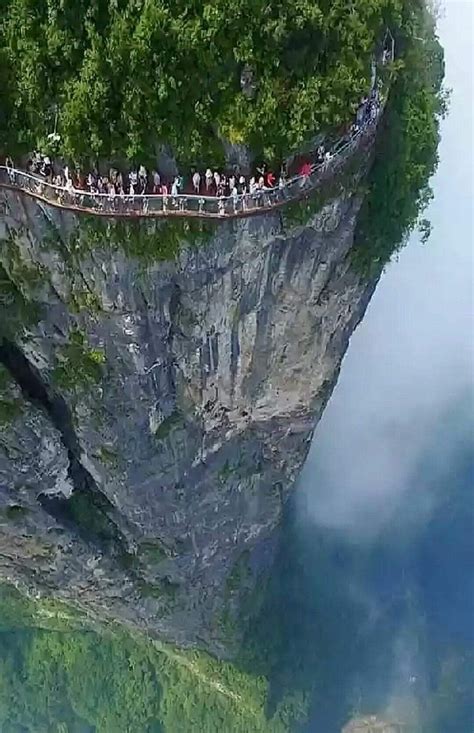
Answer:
top-left (0, 123), bottom-right (373, 220)
top-left (0, 82), bottom-right (389, 221)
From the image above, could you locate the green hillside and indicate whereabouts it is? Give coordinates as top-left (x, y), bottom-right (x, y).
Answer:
top-left (0, 585), bottom-right (302, 733)
top-left (1, 0), bottom-right (405, 165)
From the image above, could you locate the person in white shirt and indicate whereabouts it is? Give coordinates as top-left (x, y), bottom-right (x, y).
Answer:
top-left (129, 170), bottom-right (138, 191)
top-left (231, 186), bottom-right (239, 211)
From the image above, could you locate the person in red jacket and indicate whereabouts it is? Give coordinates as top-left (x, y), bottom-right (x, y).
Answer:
top-left (266, 171), bottom-right (276, 188)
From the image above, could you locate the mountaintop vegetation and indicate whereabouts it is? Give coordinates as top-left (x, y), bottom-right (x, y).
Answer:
top-left (352, 0), bottom-right (447, 273)
top-left (1, 0), bottom-right (408, 167)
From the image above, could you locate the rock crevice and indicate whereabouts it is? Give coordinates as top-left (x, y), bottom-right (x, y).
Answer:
top-left (0, 144), bottom-right (379, 654)
top-left (0, 338), bottom-right (128, 551)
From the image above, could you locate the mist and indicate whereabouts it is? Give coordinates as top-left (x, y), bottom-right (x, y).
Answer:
top-left (298, 0), bottom-right (473, 542)
top-left (293, 3), bottom-right (473, 730)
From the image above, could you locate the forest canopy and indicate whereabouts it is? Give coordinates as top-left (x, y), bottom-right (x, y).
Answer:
top-left (352, 0), bottom-right (447, 273)
top-left (0, 585), bottom-right (298, 733)
top-left (0, 0), bottom-right (406, 166)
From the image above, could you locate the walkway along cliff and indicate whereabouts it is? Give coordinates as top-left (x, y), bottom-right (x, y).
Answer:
top-left (0, 90), bottom-right (382, 221)
top-left (0, 91), bottom-right (385, 656)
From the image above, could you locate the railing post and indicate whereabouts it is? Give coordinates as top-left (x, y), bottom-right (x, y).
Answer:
top-left (0, 60), bottom-right (388, 221)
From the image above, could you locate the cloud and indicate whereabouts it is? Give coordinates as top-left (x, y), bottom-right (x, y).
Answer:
top-left (297, 0), bottom-right (473, 542)
top-left (295, 7), bottom-right (473, 730)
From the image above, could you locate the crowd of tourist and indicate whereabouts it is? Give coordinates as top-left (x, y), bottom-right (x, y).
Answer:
top-left (19, 155), bottom-right (289, 199)
top-left (2, 85), bottom-right (382, 215)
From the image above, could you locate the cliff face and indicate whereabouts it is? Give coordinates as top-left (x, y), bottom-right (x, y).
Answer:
top-left (0, 158), bottom-right (377, 655)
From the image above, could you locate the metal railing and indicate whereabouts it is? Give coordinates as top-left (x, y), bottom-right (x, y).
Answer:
top-left (0, 127), bottom-right (373, 220)
top-left (0, 92), bottom-right (388, 221)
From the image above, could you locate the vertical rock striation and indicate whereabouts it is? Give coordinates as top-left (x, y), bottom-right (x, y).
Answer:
top-left (0, 157), bottom-right (378, 655)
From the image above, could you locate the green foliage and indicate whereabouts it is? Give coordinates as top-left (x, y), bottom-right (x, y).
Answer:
top-left (64, 490), bottom-right (118, 545)
top-left (97, 445), bottom-right (120, 469)
top-left (226, 550), bottom-right (251, 594)
top-left (154, 410), bottom-right (182, 441)
top-left (218, 459), bottom-right (241, 484)
top-left (69, 216), bottom-right (214, 265)
top-left (0, 237), bottom-right (43, 341)
top-left (138, 540), bottom-right (169, 564)
top-left (0, 585), bottom-right (293, 733)
top-left (0, 0), bottom-right (405, 166)
top-left (0, 630), bottom-right (162, 733)
top-left (136, 577), bottom-right (179, 603)
top-left (281, 145), bottom-right (367, 230)
top-left (352, 3), bottom-right (446, 274)
top-left (0, 586), bottom-right (85, 634)
top-left (3, 503), bottom-right (28, 520)
top-left (52, 328), bottom-right (105, 392)
top-left (0, 364), bottom-right (21, 425)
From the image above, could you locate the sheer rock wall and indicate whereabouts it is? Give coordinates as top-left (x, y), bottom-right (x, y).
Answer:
top-left (0, 175), bottom-right (376, 655)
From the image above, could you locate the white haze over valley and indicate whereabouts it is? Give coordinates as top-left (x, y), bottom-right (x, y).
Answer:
top-left (299, 0), bottom-right (473, 542)
top-left (296, 4), bottom-right (473, 729)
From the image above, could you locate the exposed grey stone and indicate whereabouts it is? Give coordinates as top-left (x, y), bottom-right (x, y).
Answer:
top-left (0, 146), bottom-right (378, 656)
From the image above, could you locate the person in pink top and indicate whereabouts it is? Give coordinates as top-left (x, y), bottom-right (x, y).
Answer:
top-left (266, 171), bottom-right (276, 188)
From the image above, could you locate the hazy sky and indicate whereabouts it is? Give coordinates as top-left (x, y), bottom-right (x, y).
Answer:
top-left (296, 7), bottom-right (473, 728)
top-left (298, 0), bottom-right (473, 540)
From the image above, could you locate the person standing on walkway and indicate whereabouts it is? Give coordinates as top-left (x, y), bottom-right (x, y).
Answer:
top-left (266, 171), bottom-right (276, 188)
top-left (231, 185), bottom-right (239, 212)
top-left (192, 170), bottom-right (201, 194)
top-left (171, 177), bottom-right (179, 201)
top-left (205, 168), bottom-right (213, 192)
top-left (5, 156), bottom-right (14, 183)
top-left (138, 164), bottom-right (147, 193)
top-left (42, 156), bottom-right (53, 181)
top-left (152, 170), bottom-right (161, 193)
top-left (129, 169), bottom-right (138, 194)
